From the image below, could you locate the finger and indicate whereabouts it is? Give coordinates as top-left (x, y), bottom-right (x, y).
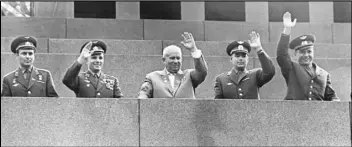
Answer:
top-left (189, 33), bottom-right (194, 40)
top-left (185, 32), bottom-right (191, 40)
top-left (182, 34), bottom-right (187, 40)
top-left (256, 33), bottom-right (260, 39)
top-left (85, 41), bottom-right (93, 49)
top-left (180, 41), bottom-right (187, 48)
top-left (293, 18), bottom-right (297, 25)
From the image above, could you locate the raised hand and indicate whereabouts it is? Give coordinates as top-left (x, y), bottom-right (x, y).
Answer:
top-left (248, 31), bottom-right (262, 50)
top-left (78, 41), bottom-right (93, 64)
top-left (181, 32), bottom-right (197, 52)
top-left (283, 12), bottom-right (297, 28)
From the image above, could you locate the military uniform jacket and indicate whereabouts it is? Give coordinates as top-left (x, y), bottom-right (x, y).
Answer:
top-left (62, 61), bottom-right (123, 98)
top-left (276, 34), bottom-right (339, 101)
top-left (1, 67), bottom-right (59, 97)
top-left (214, 50), bottom-right (275, 99)
top-left (137, 55), bottom-right (208, 98)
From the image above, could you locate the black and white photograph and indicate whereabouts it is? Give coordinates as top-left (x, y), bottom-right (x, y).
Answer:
top-left (1, 1), bottom-right (351, 146)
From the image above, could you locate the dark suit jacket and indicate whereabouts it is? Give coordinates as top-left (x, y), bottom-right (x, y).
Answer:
top-left (214, 50), bottom-right (275, 99)
top-left (1, 67), bottom-right (59, 97)
top-left (138, 55), bottom-right (208, 98)
top-left (62, 61), bottom-right (123, 98)
top-left (276, 33), bottom-right (339, 101)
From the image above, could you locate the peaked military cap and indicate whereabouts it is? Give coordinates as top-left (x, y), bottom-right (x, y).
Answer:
top-left (10, 36), bottom-right (37, 54)
top-left (226, 40), bottom-right (251, 56)
top-left (289, 34), bottom-right (316, 51)
top-left (80, 40), bottom-right (107, 55)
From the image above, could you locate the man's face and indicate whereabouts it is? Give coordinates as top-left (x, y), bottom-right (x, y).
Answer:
top-left (87, 53), bottom-right (104, 73)
top-left (17, 49), bottom-right (35, 68)
top-left (295, 46), bottom-right (314, 66)
top-left (163, 51), bottom-right (182, 73)
top-left (230, 52), bottom-right (249, 71)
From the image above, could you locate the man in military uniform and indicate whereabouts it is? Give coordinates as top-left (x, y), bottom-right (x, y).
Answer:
top-left (276, 12), bottom-right (339, 101)
top-left (137, 32), bottom-right (208, 98)
top-left (214, 31), bottom-right (275, 99)
top-left (62, 40), bottom-right (123, 98)
top-left (1, 36), bottom-right (59, 97)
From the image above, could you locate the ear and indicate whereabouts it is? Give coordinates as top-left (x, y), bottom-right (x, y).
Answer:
top-left (162, 57), bottom-right (166, 62)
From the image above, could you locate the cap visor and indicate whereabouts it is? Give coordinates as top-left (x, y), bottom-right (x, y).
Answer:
top-left (294, 44), bottom-right (314, 51)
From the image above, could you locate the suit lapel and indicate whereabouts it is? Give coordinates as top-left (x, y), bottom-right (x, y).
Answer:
top-left (27, 67), bottom-right (39, 89)
top-left (237, 70), bottom-right (249, 83)
top-left (173, 70), bottom-right (185, 95)
top-left (313, 63), bottom-right (322, 79)
top-left (16, 68), bottom-right (28, 89)
top-left (97, 73), bottom-right (106, 91)
top-left (87, 71), bottom-right (98, 89)
top-left (160, 70), bottom-right (173, 94)
top-left (227, 69), bottom-right (249, 85)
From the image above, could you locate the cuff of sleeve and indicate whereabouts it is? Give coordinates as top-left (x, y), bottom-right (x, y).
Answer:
top-left (256, 48), bottom-right (264, 54)
top-left (191, 49), bottom-right (202, 58)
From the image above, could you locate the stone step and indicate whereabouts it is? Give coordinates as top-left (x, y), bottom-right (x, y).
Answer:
top-left (2, 37), bottom-right (351, 58)
top-left (1, 53), bottom-right (350, 101)
top-left (1, 17), bottom-right (350, 44)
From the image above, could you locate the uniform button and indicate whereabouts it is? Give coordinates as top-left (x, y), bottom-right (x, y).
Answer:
top-left (310, 85), bottom-right (313, 89)
top-left (239, 93), bottom-right (243, 96)
top-left (311, 80), bottom-right (314, 83)
top-left (309, 91), bottom-right (312, 95)
top-left (309, 97), bottom-right (312, 100)
top-left (28, 91), bottom-right (31, 94)
top-left (97, 92), bottom-right (101, 96)
top-left (238, 88), bottom-right (242, 91)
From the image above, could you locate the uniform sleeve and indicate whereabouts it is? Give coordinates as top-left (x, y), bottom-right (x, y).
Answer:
top-left (137, 74), bottom-right (153, 98)
top-left (276, 33), bottom-right (293, 78)
top-left (113, 78), bottom-right (123, 98)
top-left (256, 50), bottom-right (275, 87)
top-left (1, 77), bottom-right (12, 97)
top-left (190, 51), bottom-right (208, 88)
top-left (62, 60), bottom-right (82, 93)
top-left (324, 74), bottom-right (340, 101)
top-left (214, 76), bottom-right (224, 99)
top-left (46, 71), bottom-right (59, 97)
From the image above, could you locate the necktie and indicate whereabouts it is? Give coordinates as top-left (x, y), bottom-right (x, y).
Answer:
top-left (24, 70), bottom-right (30, 80)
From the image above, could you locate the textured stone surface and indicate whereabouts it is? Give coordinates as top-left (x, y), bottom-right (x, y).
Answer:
top-left (1, 17), bottom-right (66, 38)
top-left (332, 23), bottom-right (351, 44)
top-left (66, 18), bottom-right (143, 40)
top-left (143, 20), bottom-right (205, 41)
top-left (116, 2), bottom-right (140, 20)
top-left (309, 2), bottom-right (334, 23)
top-left (181, 2), bottom-right (205, 21)
top-left (205, 21), bottom-right (269, 42)
top-left (1, 37), bottom-right (48, 53)
top-left (49, 38), bottom-right (162, 55)
top-left (162, 40), bottom-right (230, 57)
top-left (255, 58), bottom-right (351, 101)
top-left (140, 99), bottom-right (351, 146)
top-left (268, 2), bottom-right (310, 22)
top-left (1, 98), bottom-right (139, 146)
top-left (269, 22), bottom-right (332, 44)
top-left (256, 42), bottom-right (351, 58)
top-left (33, 2), bottom-right (74, 18)
top-left (245, 2), bottom-right (269, 24)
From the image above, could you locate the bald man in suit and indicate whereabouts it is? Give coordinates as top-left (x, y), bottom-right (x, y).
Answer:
top-left (137, 32), bottom-right (208, 98)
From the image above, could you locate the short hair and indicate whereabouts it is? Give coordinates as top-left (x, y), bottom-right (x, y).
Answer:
top-left (162, 45), bottom-right (182, 58)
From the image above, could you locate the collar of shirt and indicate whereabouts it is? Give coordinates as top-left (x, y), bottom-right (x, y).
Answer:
top-left (231, 68), bottom-right (248, 75)
top-left (19, 66), bottom-right (33, 74)
top-left (88, 69), bottom-right (101, 78)
top-left (165, 68), bottom-right (183, 75)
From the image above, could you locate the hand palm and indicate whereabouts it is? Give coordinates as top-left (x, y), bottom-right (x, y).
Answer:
top-left (283, 12), bottom-right (296, 27)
